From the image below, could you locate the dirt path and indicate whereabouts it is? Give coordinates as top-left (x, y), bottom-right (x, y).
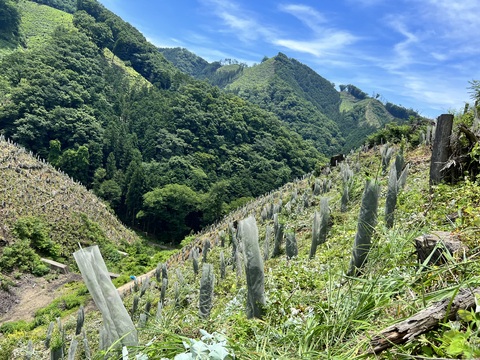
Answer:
top-left (0, 273), bottom-right (82, 324)
top-left (1, 245), bottom-right (178, 323)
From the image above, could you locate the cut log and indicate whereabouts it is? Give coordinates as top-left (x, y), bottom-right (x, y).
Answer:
top-left (415, 231), bottom-right (468, 266)
top-left (41, 258), bottom-right (69, 274)
top-left (370, 287), bottom-right (480, 354)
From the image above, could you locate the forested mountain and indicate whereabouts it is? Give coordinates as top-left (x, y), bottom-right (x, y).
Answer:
top-left (0, 0), bottom-right (322, 243)
top-left (225, 53), bottom-right (344, 155)
top-left (163, 49), bottom-right (423, 155)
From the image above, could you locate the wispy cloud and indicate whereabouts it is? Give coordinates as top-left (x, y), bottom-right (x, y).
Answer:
top-left (274, 4), bottom-right (358, 57)
top-left (201, 0), bottom-right (358, 59)
top-left (200, 0), bottom-right (276, 43)
top-left (278, 4), bottom-right (327, 32)
top-left (346, 0), bottom-right (386, 6)
top-left (202, 0), bottom-right (478, 115)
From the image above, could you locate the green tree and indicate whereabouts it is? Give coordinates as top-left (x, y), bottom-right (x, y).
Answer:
top-left (105, 152), bottom-right (117, 179)
top-left (73, 10), bottom-right (113, 49)
top-left (98, 179), bottom-right (122, 209)
top-left (57, 145), bottom-right (90, 184)
top-left (140, 184), bottom-right (201, 242)
top-left (0, 0), bottom-right (21, 40)
top-left (125, 161), bottom-right (145, 224)
top-left (48, 140), bottom-right (62, 166)
top-left (201, 180), bottom-right (229, 225)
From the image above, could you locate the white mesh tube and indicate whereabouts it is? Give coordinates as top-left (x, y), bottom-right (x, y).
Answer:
top-left (73, 246), bottom-right (138, 348)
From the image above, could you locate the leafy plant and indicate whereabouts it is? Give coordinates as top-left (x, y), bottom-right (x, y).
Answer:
top-left (424, 308), bottom-right (480, 358)
top-left (0, 239), bottom-right (49, 275)
top-left (13, 216), bottom-right (60, 257)
top-left (173, 330), bottom-right (235, 360)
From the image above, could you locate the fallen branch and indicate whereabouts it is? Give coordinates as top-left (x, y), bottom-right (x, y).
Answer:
top-left (458, 124), bottom-right (479, 147)
top-left (370, 287), bottom-right (480, 354)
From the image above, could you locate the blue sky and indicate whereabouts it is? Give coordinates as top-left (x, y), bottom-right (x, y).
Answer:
top-left (98, 0), bottom-right (480, 118)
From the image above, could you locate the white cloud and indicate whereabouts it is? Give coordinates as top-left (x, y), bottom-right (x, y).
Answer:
top-left (278, 4), bottom-right (327, 32)
top-left (274, 3), bottom-right (358, 58)
top-left (345, 0), bottom-right (386, 6)
top-left (146, 36), bottom-right (183, 48)
top-left (274, 31), bottom-right (357, 58)
top-left (200, 0), bottom-right (277, 43)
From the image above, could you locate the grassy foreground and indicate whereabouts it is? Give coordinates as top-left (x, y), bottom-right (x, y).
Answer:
top-left (2, 143), bottom-right (480, 359)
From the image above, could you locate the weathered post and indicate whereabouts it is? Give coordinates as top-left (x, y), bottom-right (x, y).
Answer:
top-left (429, 114), bottom-right (454, 185)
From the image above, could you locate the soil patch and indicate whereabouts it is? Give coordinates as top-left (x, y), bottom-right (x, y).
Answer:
top-left (0, 272), bottom-right (82, 324)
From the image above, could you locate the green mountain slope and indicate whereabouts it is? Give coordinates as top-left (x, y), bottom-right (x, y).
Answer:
top-left (18, 0), bottom-right (74, 49)
top-left (164, 50), bottom-right (424, 156)
top-left (340, 92), bottom-right (397, 152)
top-left (0, 0), bottom-right (323, 244)
top-left (225, 53), bottom-right (344, 155)
top-left (158, 47), bottom-right (210, 78)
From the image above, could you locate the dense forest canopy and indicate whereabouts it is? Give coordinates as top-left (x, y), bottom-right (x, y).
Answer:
top-left (0, 0), bottom-right (21, 42)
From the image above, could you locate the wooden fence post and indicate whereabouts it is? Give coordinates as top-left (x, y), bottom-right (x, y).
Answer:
top-left (429, 114), bottom-right (454, 185)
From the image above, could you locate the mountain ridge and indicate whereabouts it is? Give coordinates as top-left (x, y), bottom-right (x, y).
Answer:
top-left (160, 47), bottom-right (423, 155)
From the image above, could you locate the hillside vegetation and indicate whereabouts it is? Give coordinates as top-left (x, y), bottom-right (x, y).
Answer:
top-left (18, 0), bottom-right (74, 49)
top-left (225, 53), bottom-right (344, 155)
top-left (3, 129), bottom-right (480, 358)
top-left (2, 2), bottom-right (480, 358)
top-left (0, 0), bottom-right (323, 243)
top-left (162, 49), bottom-right (424, 156)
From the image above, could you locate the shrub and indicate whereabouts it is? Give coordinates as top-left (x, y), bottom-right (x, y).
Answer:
top-left (13, 216), bottom-right (60, 257)
top-left (0, 320), bottom-right (31, 334)
top-left (0, 239), bottom-right (49, 276)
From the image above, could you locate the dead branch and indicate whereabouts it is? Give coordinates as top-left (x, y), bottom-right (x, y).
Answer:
top-left (370, 287), bottom-right (480, 354)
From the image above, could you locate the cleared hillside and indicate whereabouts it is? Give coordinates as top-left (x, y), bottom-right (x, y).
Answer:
top-left (0, 136), bottom-right (139, 256)
top-left (2, 120), bottom-right (480, 358)
top-left (18, 0), bottom-right (74, 50)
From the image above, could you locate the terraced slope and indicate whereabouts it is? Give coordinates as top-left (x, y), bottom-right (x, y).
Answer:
top-left (0, 136), bottom-right (139, 257)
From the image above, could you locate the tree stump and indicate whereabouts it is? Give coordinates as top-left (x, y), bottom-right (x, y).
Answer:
top-left (430, 114), bottom-right (454, 185)
top-left (415, 231), bottom-right (468, 266)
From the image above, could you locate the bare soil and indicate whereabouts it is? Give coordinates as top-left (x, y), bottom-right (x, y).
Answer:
top-left (0, 272), bottom-right (82, 324)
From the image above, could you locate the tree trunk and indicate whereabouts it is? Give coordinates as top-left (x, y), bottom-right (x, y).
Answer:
top-left (370, 288), bottom-right (480, 354)
top-left (430, 114), bottom-right (454, 185)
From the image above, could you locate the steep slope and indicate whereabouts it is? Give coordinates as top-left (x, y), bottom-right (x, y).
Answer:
top-left (164, 49), bottom-right (424, 156)
top-left (158, 47), bottom-right (210, 78)
top-left (0, 136), bottom-right (138, 257)
top-left (158, 47), bottom-right (246, 87)
top-left (5, 131), bottom-right (480, 359)
top-left (339, 89), bottom-right (423, 152)
top-left (340, 92), bottom-right (397, 152)
top-left (18, 0), bottom-right (74, 49)
top-left (225, 53), bottom-right (344, 155)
